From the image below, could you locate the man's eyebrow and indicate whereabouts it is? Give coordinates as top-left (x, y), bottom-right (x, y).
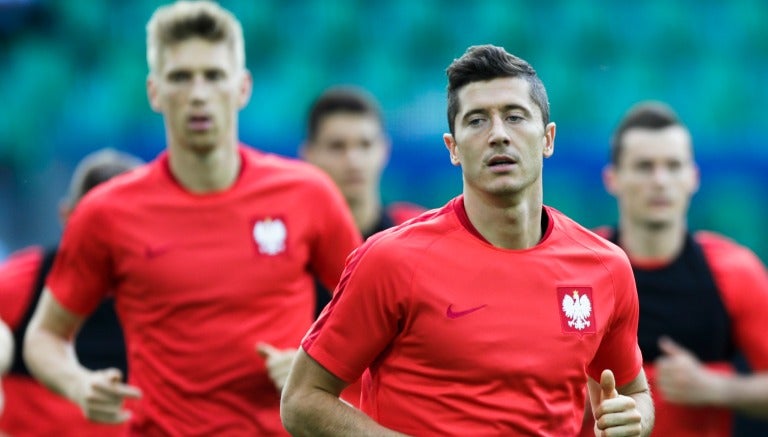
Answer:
top-left (461, 108), bottom-right (487, 120)
top-left (462, 104), bottom-right (531, 120)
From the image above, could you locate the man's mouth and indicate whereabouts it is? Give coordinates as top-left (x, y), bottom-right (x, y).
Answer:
top-left (187, 115), bottom-right (213, 131)
top-left (487, 155), bottom-right (518, 170)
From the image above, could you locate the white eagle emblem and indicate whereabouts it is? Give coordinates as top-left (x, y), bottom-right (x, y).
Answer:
top-left (562, 290), bottom-right (592, 331)
top-left (253, 218), bottom-right (286, 255)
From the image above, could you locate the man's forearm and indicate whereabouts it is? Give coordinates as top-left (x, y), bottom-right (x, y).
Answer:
top-left (629, 390), bottom-right (654, 437)
top-left (282, 389), bottom-right (407, 437)
top-left (712, 373), bottom-right (768, 418)
top-left (23, 326), bottom-right (87, 402)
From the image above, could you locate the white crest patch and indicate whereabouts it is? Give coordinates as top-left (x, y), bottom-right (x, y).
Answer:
top-left (561, 290), bottom-right (592, 331)
top-left (253, 218), bottom-right (286, 255)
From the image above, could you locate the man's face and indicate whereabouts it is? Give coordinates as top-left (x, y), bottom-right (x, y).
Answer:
top-left (148, 38), bottom-right (251, 154)
top-left (605, 126), bottom-right (699, 229)
top-left (302, 113), bottom-right (388, 205)
top-left (443, 77), bottom-right (555, 199)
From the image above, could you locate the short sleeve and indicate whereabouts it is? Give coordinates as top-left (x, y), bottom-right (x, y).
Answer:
top-left (46, 197), bottom-right (114, 316)
top-left (587, 255), bottom-right (643, 386)
top-left (700, 234), bottom-right (768, 369)
top-left (307, 172), bottom-right (363, 292)
top-left (303, 235), bottom-right (408, 383)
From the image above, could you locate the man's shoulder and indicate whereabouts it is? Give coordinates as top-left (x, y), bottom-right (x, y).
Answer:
top-left (385, 201), bottom-right (428, 226)
top-left (547, 209), bottom-right (628, 264)
top-left (362, 202), bottom-right (457, 256)
top-left (75, 163), bottom-right (154, 209)
top-left (242, 145), bottom-right (323, 177)
top-left (241, 145), bottom-right (338, 190)
top-left (695, 230), bottom-right (764, 269)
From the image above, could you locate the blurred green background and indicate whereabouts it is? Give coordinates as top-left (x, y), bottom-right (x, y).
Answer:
top-left (0, 0), bottom-right (766, 262)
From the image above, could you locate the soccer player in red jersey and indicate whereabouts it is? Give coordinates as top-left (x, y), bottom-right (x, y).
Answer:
top-left (301, 86), bottom-right (426, 242)
top-left (0, 148), bottom-right (141, 436)
top-left (298, 86), bottom-right (427, 406)
top-left (281, 45), bottom-right (654, 436)
top-left (22, 2), bottom-right (361, 436)
top-left (586, 101), bottom-right (768, 437)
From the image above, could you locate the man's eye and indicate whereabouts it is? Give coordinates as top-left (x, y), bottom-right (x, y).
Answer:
top-left (206, 70), bottom-right (225, 81)
top-left (468, 118), bottom-right (483, 127)
top-left (634, 162), bottom-right (653, 172)
top-left (667, 161), bottom-right (682, 171)
top-left (507, 115), bottom-right (523, 122)
top-left (168, 72), bottom-right (190, 82)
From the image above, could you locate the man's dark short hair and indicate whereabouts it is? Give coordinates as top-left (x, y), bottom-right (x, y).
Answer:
top-left (445, 44), bottom-right (549, 135)
top-left (611, 101), bottom-right (685, 165)
top-left (306, 86), bottom-right (384, 142)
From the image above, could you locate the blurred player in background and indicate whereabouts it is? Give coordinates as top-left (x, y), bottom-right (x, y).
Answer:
top-left (294, 86), bottom-right (426, 406)
top-left (0, 148), bottom-right (141, 436)
top-left (591, 101), bottom-right (768, 436)
top-left (299, 85), bottom-right (425, 316)
top-left (22, 2), bottom-right (360, 436)
top-left (301, 86), bottom-right (425, 241)
top-left (282, 44), bottom-right (653, 436)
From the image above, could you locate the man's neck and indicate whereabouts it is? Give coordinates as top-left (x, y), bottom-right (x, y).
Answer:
top-left (463, 188), bottom-right (543, 250)
top-left (618, 217), bottom-right (687, 262)
top-left (168, 141), bottom-right (241, 193)
top-left (348, 193), bottom-right (382, 238)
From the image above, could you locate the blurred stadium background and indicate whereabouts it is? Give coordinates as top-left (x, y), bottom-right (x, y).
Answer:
top-left (0, 0), bottom-right (766, 261)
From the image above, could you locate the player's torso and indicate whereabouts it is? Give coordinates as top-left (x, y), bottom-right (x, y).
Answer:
top-left (369, 222), bottom-right (619, 435)
top-left (105, 167), bottom-right (324, 330)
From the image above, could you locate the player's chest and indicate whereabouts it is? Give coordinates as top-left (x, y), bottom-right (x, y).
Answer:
top-left (110, 204), bottom-right (315, 292)
top-left (398, 258), bottom-right (614, 378)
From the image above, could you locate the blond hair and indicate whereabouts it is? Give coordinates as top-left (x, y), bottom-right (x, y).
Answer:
top-left (146, 0), bottom-right (245, 74)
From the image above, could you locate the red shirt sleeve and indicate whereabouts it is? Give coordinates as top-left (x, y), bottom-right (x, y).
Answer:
top-left (587, 251), bottom-right (644, 387)
top-left (307, 173), bottom-right (363, 293)
top-left (46, 195), bottom-right (114, 316)
top-left (698, 232), bottom-right (768, 369)
top-left (303, 234), bottom-right (406, 383)
top-left (0, 246), bottom-right (44, 328)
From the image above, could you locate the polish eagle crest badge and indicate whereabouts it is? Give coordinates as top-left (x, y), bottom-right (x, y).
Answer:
top-left (252, 217), bottom-right (287, 255)
top-left (557, 287), bottom-right (596, 334)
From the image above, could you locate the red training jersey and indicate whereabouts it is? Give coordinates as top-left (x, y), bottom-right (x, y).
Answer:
top-left (46, 145), bottom-right (362, 436)
top-left (590, 227), bottom-right (768, 437)
top-left (0, 247), bottom-right (126, 436)
top-left (304, 196), bottom-right (643, 436)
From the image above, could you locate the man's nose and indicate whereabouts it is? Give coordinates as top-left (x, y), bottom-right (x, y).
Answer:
top-left (190, 76), bottom-right (211, 101)
top-left (488, 115), bottom-right (510, 146)
top-left (650, 166), bottom-right (672, 184)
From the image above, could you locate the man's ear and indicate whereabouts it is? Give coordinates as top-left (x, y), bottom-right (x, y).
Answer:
top-left (298, 142), bottom-right (310, 160)
top-left (542, 122), bottom-right (556, 158)
top-left (691, 162), bottom-right (701, 195)
top-left (58, 201), bottom-right (72, 226)
top-left (238, 69), bottom-right (253, 109)
top-left (603, 164), bottom-right (618, 195)
top-left (147, 75), bottom-right (161, 112)
top-left (443, 133), bottom-right (460, 166)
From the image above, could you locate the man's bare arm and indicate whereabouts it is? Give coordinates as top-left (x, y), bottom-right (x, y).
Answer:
top-left (23, 289), bottom-right (140, 423)
top-left (656, 336), bottom-right (768, 418)
top-left (281, 348), bottom-right (407, 437)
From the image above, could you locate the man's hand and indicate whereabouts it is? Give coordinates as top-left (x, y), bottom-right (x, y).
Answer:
top-left (257, 343), bottom-right (297, 392)
top-left (73, 367), bottom-right (141, 423)
top-left (655, 336), bottom-right (723, 405)
top-left (592, 369), bottom-right (643, 436)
